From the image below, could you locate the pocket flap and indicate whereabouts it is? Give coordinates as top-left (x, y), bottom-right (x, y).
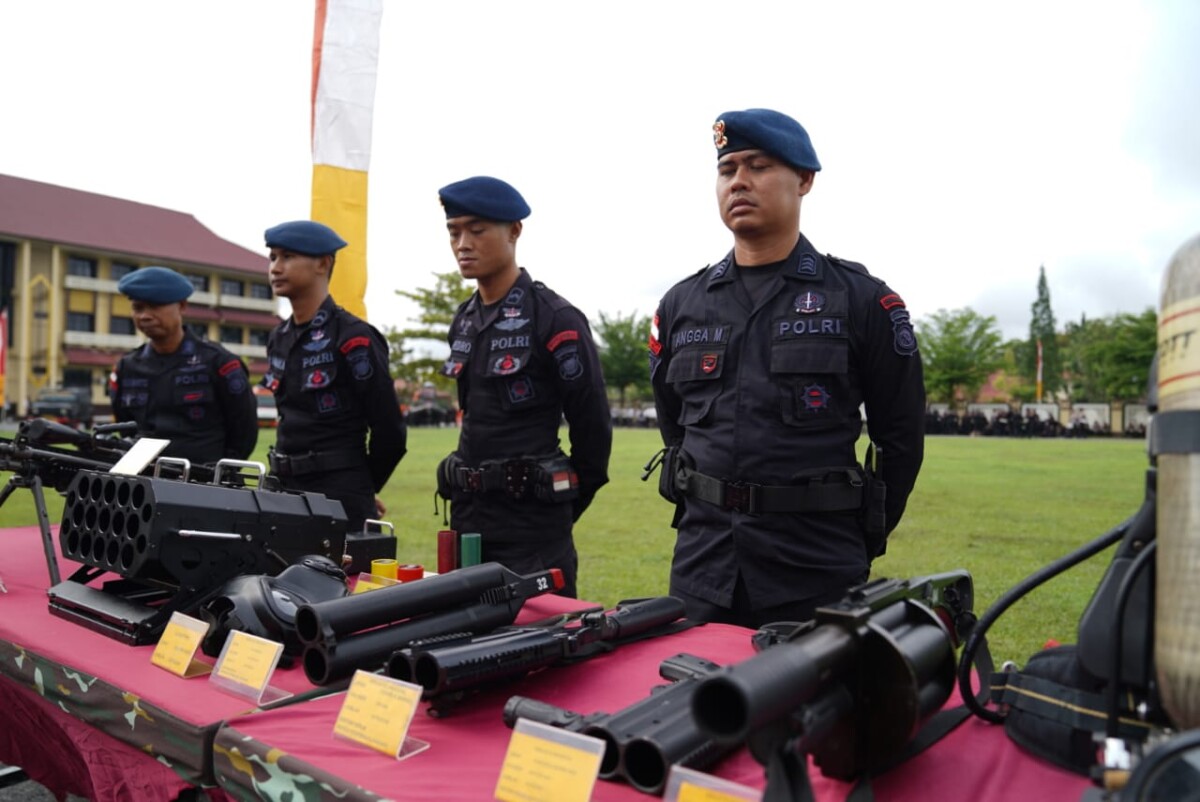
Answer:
top-left (483, 348), bottom-right (533, 378)
top-left (771, 342), bottom-right (847, 374)
top-left (666, 348), bottom-right (727, 382)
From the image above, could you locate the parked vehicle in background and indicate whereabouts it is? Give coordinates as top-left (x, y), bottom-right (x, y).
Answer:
top-left (27, 387), bottom-right (94, 429)
top-left (253, 386), bottom-right (278, 428)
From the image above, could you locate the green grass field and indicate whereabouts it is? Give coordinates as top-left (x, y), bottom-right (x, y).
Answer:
top-left (1, 427), bottom-right (1147, 666)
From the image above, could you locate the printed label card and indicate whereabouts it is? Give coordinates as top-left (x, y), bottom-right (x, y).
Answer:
top-left (332, 670), bottom-right (428, 761)
top-left (150, 612), bottom-right (212, 678)
top-left (494, 718), bottom-right (605, 802)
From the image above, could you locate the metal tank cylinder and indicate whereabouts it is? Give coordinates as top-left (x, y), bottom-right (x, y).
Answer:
top-left (1156, 231), bottom-right (1200, 730)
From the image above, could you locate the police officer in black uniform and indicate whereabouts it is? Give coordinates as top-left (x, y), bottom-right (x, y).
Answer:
top-left (649, 109), bottom-right (925, 628)
top-left (110, 266), bottom-right (257, 465)
top-left (436, 177), bottom-right (611, 598)
top-left (261, 221), bottom-right (407, 534)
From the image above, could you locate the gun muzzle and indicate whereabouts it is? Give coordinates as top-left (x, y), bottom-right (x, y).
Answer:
top-left (692, 624), bottom-right (856, 741)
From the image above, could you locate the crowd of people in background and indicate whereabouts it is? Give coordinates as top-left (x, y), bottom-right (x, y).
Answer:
top-left (924, 408), bottom-right (1147, 438)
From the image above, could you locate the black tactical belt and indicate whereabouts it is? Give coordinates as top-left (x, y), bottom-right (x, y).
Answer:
top-left (681, 468), bottom-right (863, 515)
top-left (269, 448), bottom-right (367, 477)
top-left (454, 459), bottom-right (536, 499)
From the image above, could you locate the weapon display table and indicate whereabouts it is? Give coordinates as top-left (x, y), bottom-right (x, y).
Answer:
top-left (0, 526), bottom-right (578, 800)
top-left (0, 525), bottom-right (316, 800)
top-left (211, 637), bottom-right (1094, 800)
top-left (0, 525), bottom-right (1094, 801)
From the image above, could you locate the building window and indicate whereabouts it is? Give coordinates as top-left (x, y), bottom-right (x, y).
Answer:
top-left (220, 278), bottom-right (244, 297)
top-left (111, 262), bottom-right (137, 280)
top-left (185, 274), bottom-right (209, 293)
top-left (248, 329), bottom-right (270, 347)
top-left (219, 325), bottom-right (243, 344)
top-left (67, 312), bottom-right (95, 332)
top-left (67, 257), bottom-right (97, 278)
top-left (249, 283), bottom-right (272, 300)
top-left (110, 317), bottom-right (135, 335)
top-left (62, 368), bottom-right (92, 389)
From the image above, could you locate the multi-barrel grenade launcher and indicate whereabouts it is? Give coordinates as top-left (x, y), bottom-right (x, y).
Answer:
top-left (690, 571), bottom-right (975, 783)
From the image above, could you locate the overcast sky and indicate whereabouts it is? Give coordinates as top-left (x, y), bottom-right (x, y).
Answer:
top-left (3, 1), bottom-right (1197, 346)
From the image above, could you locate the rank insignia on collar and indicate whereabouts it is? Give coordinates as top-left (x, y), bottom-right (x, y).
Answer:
top-left (504, 288), bottom-right (525, 306)
top-left (794, 291), bottom-right (825, 314)
top-left (713, 120), bottom-right (728, 149)
top-left (797, 253), bottom-right (817, 276)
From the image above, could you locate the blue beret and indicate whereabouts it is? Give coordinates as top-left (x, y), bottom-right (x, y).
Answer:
top-left (264, 220), bottom-right (348, 256)
top-left (116, 266), bottom-right (194, 304)
top-left (438, 176), bottom-right (531, 221)
top-left (712, 109), bottom-right (821, 173)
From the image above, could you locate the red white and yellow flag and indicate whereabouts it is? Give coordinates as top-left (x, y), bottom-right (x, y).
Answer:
top-left (311, 0), bottom-right (383, 319)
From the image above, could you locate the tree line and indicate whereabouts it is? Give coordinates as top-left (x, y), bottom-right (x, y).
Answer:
top-left (384, 267), bottom-right (1158, 411)
top-left (919, 266), bottom-right (1157, 406)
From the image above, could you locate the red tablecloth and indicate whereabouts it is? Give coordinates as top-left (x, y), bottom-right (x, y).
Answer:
top-left (213, 623), bottom-right (1094, 802)
top-left (1, 524), bottom-right (1095, 802)
top-left (0, 524), bottom-right (617, 799)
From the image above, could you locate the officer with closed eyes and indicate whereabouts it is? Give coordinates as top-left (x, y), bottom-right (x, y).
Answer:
top-left (649, 109), bottom-right (926, 628)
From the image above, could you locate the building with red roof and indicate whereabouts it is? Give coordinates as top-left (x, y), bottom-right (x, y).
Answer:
top-left (0, 174), bottom-right (279, 414)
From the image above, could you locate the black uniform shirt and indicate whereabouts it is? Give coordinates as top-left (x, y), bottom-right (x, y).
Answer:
top-left (650, 235), bottom-right (925, 608)
top-left (442, 269), bottom-right (612, 516)
top-left (263, 295), bottom-right (406, 492)
top-left (110, 331), bottom-right (257, 464)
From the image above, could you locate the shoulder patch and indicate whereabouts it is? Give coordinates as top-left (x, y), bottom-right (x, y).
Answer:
top-left (340, 335), bottom-right (371, 354)
top-left (879, 293), bottom-right (906, 311)
top-left (890, 309), bottom-right (919, 356)
top-left (218, 359), bottom-right (243, 377)
top-left (547, 329), bottom-right (580, 352)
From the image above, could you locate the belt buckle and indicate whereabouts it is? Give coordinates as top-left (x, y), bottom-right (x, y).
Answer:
top-left (723, 481), bottom-right (757, 514)
top-left (457, 466), bottom-right (483, 492)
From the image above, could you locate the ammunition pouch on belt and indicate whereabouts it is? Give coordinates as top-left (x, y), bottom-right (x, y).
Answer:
top-left (268, 447), bottom-right (367, 478)
top-left (437, 451), bottom-right (579, 505)
top-left (861, 443), bottom-right (888, 558)
top-left (641, 446), bottom-right (690, 505)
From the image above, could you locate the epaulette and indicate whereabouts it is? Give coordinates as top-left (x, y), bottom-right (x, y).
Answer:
top-left (666, 264), bottom-right (710, 293)
top-left (530, 279), bottom-right (572, 312)
top-left (826, 253), bottom-right (883, 284)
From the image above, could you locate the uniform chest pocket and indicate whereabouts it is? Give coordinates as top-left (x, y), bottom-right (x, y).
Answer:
top-left (771, 342), bottom-right (849, 429)
top-left (302, 364), bottom-right (338, 391)
top-left (173, 383), bottom-right (214, 406)
top-left (480, 348), bottom-right (554, 412)
top-left (666, 345), bottom-right (726, 426)
top-left (481, 348), bottom-right (533, 380)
